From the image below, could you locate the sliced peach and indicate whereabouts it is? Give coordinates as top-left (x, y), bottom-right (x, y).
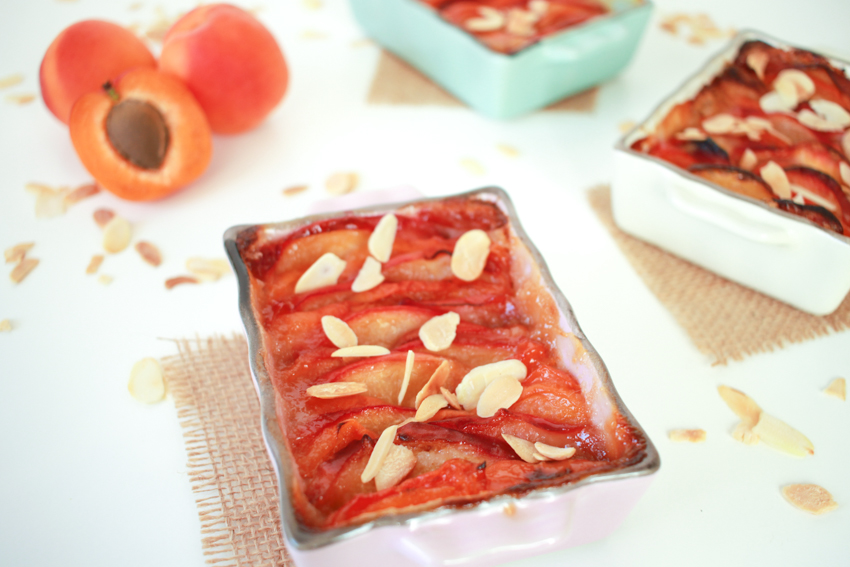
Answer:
top-left (69, 68), bottom-right (212, 201)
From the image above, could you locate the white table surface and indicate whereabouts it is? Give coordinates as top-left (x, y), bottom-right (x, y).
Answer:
top-left (1, 0), bottom-right (848, 565)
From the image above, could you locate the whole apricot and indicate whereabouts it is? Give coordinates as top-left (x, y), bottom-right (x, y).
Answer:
top-left (40, 20), bottom-right (156, 125)
top-left (158, 4), bottom-right (289, 134)
top-left (69, 68), bottom-right (212, 201)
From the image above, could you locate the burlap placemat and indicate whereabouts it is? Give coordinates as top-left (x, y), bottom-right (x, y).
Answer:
top-left (163, 335), bottom-right (294, 567)
top-left (367, 49), bottom-right (598, 112)
top-left (587, 185), bottom-right (850, 364)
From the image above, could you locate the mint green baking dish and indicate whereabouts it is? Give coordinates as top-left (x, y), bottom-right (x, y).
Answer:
top-left (350, 0), bottom-right (652, 119)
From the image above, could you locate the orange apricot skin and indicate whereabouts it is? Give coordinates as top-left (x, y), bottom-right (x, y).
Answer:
top-left (69, 68), bottom-right (213, 201)
top-left (40, 20), bottom-right (156, 125)
top-left (158, 4), bottom-right (289, 135)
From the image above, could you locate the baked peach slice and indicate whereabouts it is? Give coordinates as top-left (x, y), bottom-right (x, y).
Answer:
top-left (69, 67), bottom-right (212, 201)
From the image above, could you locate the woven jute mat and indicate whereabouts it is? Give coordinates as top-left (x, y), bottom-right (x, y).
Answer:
top-left (367, 49), bottom-right (598, 112)
top-left (163, 335), bottom-right (294, 567)
top-left (587, 185), bottom-right (850, 364)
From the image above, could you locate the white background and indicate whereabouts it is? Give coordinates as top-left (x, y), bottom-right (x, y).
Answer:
top-left (0, 0), bottom-right (848, 566)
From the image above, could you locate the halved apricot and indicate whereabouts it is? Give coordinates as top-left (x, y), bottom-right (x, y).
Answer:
top-left (69, 67), bottom-right (212, 201)
top-left (689, 164), bottom-right (775, 201)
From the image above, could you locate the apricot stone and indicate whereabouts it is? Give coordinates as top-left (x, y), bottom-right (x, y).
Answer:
top-left (40, 20), bottom-right (156, 125)
top-left (69, 68), bottom-right (212, 201)
top-left (159, 4), bottom-right (289, 134)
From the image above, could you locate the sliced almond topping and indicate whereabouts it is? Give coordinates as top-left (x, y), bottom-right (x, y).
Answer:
top-left (702, 113), bottom-right (738, 134)
top-left (497, 143), bottom-right (520, 157)
top-left (534, 442), bottom-right (576, 460)
top-left (740, 148), bottom-right (758, 171)
top-left (456, 359), bottom-right (527, 411)
top-left (306, 381), bottom-right (368, 399)
top-left (27, 183), bottom-right (68, 218)
top-left (186, 257), bottom-right (230, 281)
top-left (415, 394), bottom-right (449, 422)
top-left (760, 161), bottom-right (791, 199)
top-left (283, 184), bottom-right (309, 196)
top-left (790, 184), bottom-right (837, 211)
top-left (717, 385), bottom-right (762, 427)
top-left (332, 345), bottom-right (390, 358)
top-left (440, 386), bottom-right (462, 410)
top-left (418, 311), bottom-right (460, 352)
top-left (528, 0), bottom-right (549, 15)
top-left (98, 274), bottom-right (113, 285)
top-left (294, 252), bottom-right (346, 293)
top-left (0, 73), bottom-right (24, 89)
top-left (773, 69), bottom-right (814, 107)
top-left (5, 242), bottom-right (34, 264)
top-left (86, 254), bottom-right (104, 275)
top-left (675, 127), bottom-right (707, 141)
top-left (374, 444), bottom-right (417, 491)
top-left (351, 256), bottom-right (384, 292)
top-left (823, 377), bottom-right (845, 401)
top-left (135, 241), bottom-right (162, 267)
top-left (781, 484), bottom-right (838, 515)
top-left (731, 421), bottom-right (760, 445)
top-left (843, 131), bottom-right (850, 161)
top-left (368, 213), bottom-right (397, 263)
top-left (503, 502), bottom-right (517, 517)
top-left (165, 275), bottom-right (199, 289)
top-left (415, 359), bottom-right (451, 409)
top-left (759, 91), bottom-right (796, 114)
top-left (102, 216), bottom-right (132, 254)
top-left (808, 99), bottom-right (850, 129)
top-left (321, 315), bottom-right (358, 349)
top-left (501, 433), bottom-right (539, 464)
top-left (398, 350), bottom-right (415, 404)
top-left (746, 50), bottom-right (769, 80)
top-left (751, 412), bottom-right (814, 457)
top-left (451, 229), bottom-right (491, 282)
top-left (128, 357), bottom-right (166, 403)
top-left (0, 319), bottom-right (13, 332)
top-left (325, 172), bottom-right (358, 196)
top-left (797, 108), bottom-right (845, 132)
top-left (361, 425), bottom-right (399, 483)
top-left (465, 6), bottom-right (505, 32)
top-left (668, 428), bottom-right (707, 443)
top-left (505, 8), bottom-right (537, 36)
top-left (64, 182), bottom-right (99, 205)
top-left (476, 374), bottom-right (523, 418)
top-left (840, 162), bottom-right (850, 187)
top-left (10, 257), bottom-right (38, 284)
top-left (93, 208), bottom-right (115, 228)
top-left (532, 452), bottom-right (547, 461)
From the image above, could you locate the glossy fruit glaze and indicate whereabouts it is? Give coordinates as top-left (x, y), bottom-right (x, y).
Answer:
top-left (238, 196), bottom-right (646, 529)
top-left (631, 40), bottom-right (850, 235)
top-left (420, 0), bottom-right (609, 54)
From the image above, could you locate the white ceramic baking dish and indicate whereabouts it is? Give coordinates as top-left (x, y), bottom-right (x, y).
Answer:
top-left (224, 187), bottom-right (659, 567)
top-left (613, 30), bottom-right (850, 316)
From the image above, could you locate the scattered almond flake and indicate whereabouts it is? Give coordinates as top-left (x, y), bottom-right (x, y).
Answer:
top-left (532, 452), bottom-right (548, 461)
top-left (128, 357), bottom-right (166, 403)
top-left (418, 311), bottom-right (460, 352)
top-left (126, 22), bottom-right (142, 34)
top-left (717, 385), bottom-right (762, 427)
top-left (842, 131), bottom-right (850, 161)
top-left (165, 275), bottom-right (199, 290)
top-left (5, 242), bottom-right (34, 264)
top-left (668, 428), bottom-right (707, 443)
top-left (496, 143), bottom-right (520, 157)
top-left (302, 0), bottom-right (322, 9)
top-left (476, 374), bottom-right (523, 418)
top-left (6, 94), bottom-right (35, 105)
top-left (759, 91), bottom-right (796, 114)
top-left (26, 183), bottom-right (69, 218)
top-left (502, 502), bottom-right (517, 517)
top-left (746, 51), bottom-right (769, 80)
top-left (659, 13), bottom-right (689, 34)
top-left (415, 359), bottom-right (451, 409)
top-left (144, 6), bottom-right (177, 43)
top-left (751, 412), bottom-right (814, 457)
top-left (98, 274), bottom-right (113, 285)
top-left (361, 425), bottom-right (399, 483)
top-left (823, 377), bottom-right (845, 401)
top-left (294, 252), bottom-right (346, 293)
top-left (790, 184), bottom-right (838, 211)
top-left (840, 162), bottom-right (850, 187)
top-left (86, 254), bottom-right (104, 275)
top-left (781, 484), bottom-right (838, 515)
top-left (415, 394), bottom-right (449, 422)
top-left (398, 350), bottom-right (415, 404)
top-left (702, 113), bottom-right (738, 134)
top-left (374, 444), bottom-right (417, 491)
top-left (128, 2), bottom-right (143, 10)
top-left (352, 256), bottom-right (384, 292)
top-left (282, 184), bottom-right (308, 196)
top-left (321, 316), bottom-right (358, 349)
top-left (247, 5), bottom-right (265, 15)
top-left (64, 182), bottom-right (99, 205)
top-left (731, 421), bottom-right (759, 445)
top-left (740, 148), bottom-right (758, 171)
top-left (501, 433), bottom-right (539, 464)
top-left (505, 8), bottom-right (537, 37)
top-left (456, 359), bottom-right (527, 411)
top-left (798, 108), bottom-right (844, 132)
top-left (460, 158), bottom-right (485, 176)
top-left (774, 69), bottom-right (814, 107)
top-left (300, 29), bottom-right (327, 39)
top-left (325, 172), bottom-right (358, 195)
top-left (810, 100), bottom-right (850, 127)
top-left (93, 208), bottom-right (115, 228)
top-left (186, 257), bottom-right (230, 281)
top-left (534, 442), bottom-right (576, 460)
top-left (618, 120), bottom-right (637, 134)
top-left (332, 345), bottom-right (390, 358)
top-left (0, 319), bottom-right (12, 332)
top-left (135, 241), bottom-right (162, 267)
top-left (451, 229), bottom-right (491, 282)
top-left (350, 38), bottom-right (375, 48)
top-left (760, 161), bottom-right (791, 199)
top-left (465, 6), bottom-right (505, 32)
top-left (440, 386), bottom-right (462, 410)
top-left (102, 216), bottom-right (132, 254)
top-left (528, 0), bottom-right (548, 15)
top-left (368, 213), bottom-right (398, 263)
top-left (675, 127), bottom-right (707, 141)
top-left (306, 381), bottom-right (368, 399)
top-left (658, 12), bottom-right (732, 44)
top-left (10, 258), bottom-right (38, 284)
top-left (0, 74), bottom-right (24, 89)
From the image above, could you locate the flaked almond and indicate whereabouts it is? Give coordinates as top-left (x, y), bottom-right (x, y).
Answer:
top-left (502, 502), bottom-right (517, 517)
top-left (760, 161), bottom-right (791, 199)
top-left (0, 319), bottom-right (13, 332)
top-left (10, 257), bottom-right (38, 283)
top-left (731, 421), bottom-right (760, 445)
top-left (418, 311), bottom-right (460, 352)
top-left (6, 94), bottom-right (35, 105)
top-left (702, 113), bottom-right (738, 134)
top-left (186, 257), bottom-right (230, 281)
top-left (465, 6), bottom-right (505, 32)
top-left (781, 484), bottom-right (838, 515)
top-left (456, 359), bottom-right (527, 411)
top-left (451, 229), bottom-right (491, 281)
top-left (135, 241), bottom-right (162, 267)
top-left (823, 377), bottom-right (845, 401)
top-left (505, 8), bottom-right (537, 37)
top-left (102, 216), bottom-right (132, 253)
top-left (808, 99), bottom-right (850, 129)
top-left (332, 345), bottom-right (390, 358)
top-left (128, 357), bottom-right (166, 403)
top-left (398, 350), bottom-right (414, 404)
top-left (532, 452), bottom-right (547, 461)
top-left (165, 275), bottom-right (199, 289)
top-left (86, 254), bottom-right (104, 275)
top-left (351, 256), bottom-right (384, 292)
top-left (746, 50), bottom-right (769, 80)
top-left (368, 213), bottom-right (397, 263)
top-left (374, 444), bottom-right (417, 491)
top-left (717, 385), bottom-right (762, 427)
top-left (797, 109), bottom-right (844, 132)
top-left (840, 162), bottom-right (850, 187)
top-left (501, 433), bottom-right (538, 464)
top-left (476, 374), bottom-right (523, 418)
top-left (27, 183), bottom-right (68, 218)
top-left (93, 208), bottom-right (115, 228)
top-left (415, 394), bottom-right (449, 422)
top-left (668, 428), bottom-right (707, 443)
top-left (98, 274), bottom-right (113, 285)
top-left (759, 91), bottom-right (795, 114)
top-left (321, 315), bottom-right (358, 348)
top-left (325, 172), bottom-right (358, 196)
top-left (306, 381), bottom-right (368, 399)
top-left (303, 0), bottom-right (323, 10)
top-left (675, 127), bottom-right (707, 141)
top-left (460, 157), bottom-right (485, 176)
top-left (294, 252), bottom-right (346, 293)
top-left (497, 143), bottom-right (520, 157)
top-left (773, 69), bottom-right (814, 107)
top-left (843, 131), bottom-right (850, 161)
top-left (751, 412), bottom-right (814, 457)
top-left (440, 386), bottom-right (462, 410)
top-left (790, 184), bottom-right (837, 211)
top-left (415, 359), bottom-right (451, 408)
top-left (64, 182), bottom-right (99, 205)
top-left (5, 242), bottom-right (34, 264)
top-left (534, 442), bottom-right (576, 460)
top-left (740, 148), bottom-right (758, 171)
top-left (528, 0), bottom-right (549, 15)
top-left (283, 184), bottom-right (309, 196)
top-left (0, 73), bottom-right (24, 89)
top-left (361, 425), bottom-right (399, 483)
